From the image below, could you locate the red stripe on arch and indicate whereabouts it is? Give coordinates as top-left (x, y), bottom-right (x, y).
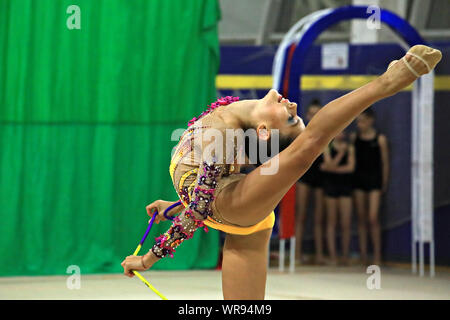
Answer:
top-left (279, 42), bottom-right (298, 240)
top-left (281, 43), bottom-right (297, 97)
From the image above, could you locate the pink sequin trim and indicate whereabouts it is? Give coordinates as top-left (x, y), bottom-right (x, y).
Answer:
top-left (188, 96), bottom-right (239, 127)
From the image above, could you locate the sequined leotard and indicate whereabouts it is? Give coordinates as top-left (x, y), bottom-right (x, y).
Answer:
top-left (152, 97), bottom-right (240, 258)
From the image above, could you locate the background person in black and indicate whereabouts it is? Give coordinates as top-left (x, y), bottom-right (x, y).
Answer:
top-left (295, 99), bottom-right (326, 265)
top-left (351, 108), bottom-right (389, 266)
top-left (321, 131), bottom-right (355, 266)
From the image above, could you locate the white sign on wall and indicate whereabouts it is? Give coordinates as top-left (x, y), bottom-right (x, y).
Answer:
top-left (321, 43), bottom-right (349, 70)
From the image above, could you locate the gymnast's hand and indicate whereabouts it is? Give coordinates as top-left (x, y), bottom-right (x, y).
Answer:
top-left (146, 200), bottom-right (182, 224)
top-left (121, 252), bottom-right (159, 277)
top-left (320, 162), bottom-right (336, 172)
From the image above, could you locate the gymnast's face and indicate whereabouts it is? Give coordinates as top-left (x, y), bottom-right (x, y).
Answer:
top-left (253, 89), bottom-right (305, 143)
top-left (356, 113), bottom-right (375, 132)
top-left (334, 131), bottom-right (346, 142)
top-left (306, 105), bottom-right (321, 122)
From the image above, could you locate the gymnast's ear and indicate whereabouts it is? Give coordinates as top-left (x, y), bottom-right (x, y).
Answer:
top-left (256, 124), bottom-right (270, 141)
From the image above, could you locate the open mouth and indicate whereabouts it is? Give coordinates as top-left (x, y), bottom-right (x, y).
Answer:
top-left (276, 91), bottom-right (292, 104)
top-left (279, 96), bottom-right (290, 104)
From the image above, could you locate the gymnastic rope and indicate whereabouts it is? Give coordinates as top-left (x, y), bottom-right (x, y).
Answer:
top-left (131, 201), bottom-right (183, 300)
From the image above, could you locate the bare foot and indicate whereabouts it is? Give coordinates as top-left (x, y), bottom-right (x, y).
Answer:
top-left (359, 256), bottom-right (369, 267)
top-left (340, 257), bottom-right (351, 266)
top-left (373, 258), bottom-right (382, 267)
top-left (314, 255), bottom-right (326, 265)
top-left (295, 254), bottom-right (306, 266)
top-left (326, 258), bottom-right (338, 266)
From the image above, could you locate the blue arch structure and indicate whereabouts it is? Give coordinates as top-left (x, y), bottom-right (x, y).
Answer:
top-left (275, 5), bottom-right (429, 246)
top-left (278, 5), bottom-right (427, 114)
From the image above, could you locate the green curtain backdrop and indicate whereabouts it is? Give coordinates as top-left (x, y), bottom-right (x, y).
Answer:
top-left (0, 0), bottom-right (221, 276)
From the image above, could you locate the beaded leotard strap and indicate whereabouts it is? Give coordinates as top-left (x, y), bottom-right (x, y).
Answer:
top-left (187, 96), bottom-right (239, 127)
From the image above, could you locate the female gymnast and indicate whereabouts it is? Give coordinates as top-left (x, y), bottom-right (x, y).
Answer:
top-left (295, 99), bottom-right (326, 265)
top-left (121, 45), bottom-right (441, 299)
top-left (351, 108), bottom-right (389, 265)
top-left (321, 131), bottom-right (355, 266)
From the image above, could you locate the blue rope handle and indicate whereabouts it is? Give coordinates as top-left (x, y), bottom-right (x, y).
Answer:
top-left (139, 200), bottom-right (183, 245)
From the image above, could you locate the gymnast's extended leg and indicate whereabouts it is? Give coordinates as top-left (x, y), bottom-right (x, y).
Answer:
top-left (216, 46), bottom-right (441, 228)
top-left (215, 47), bottom-right (440, 300)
